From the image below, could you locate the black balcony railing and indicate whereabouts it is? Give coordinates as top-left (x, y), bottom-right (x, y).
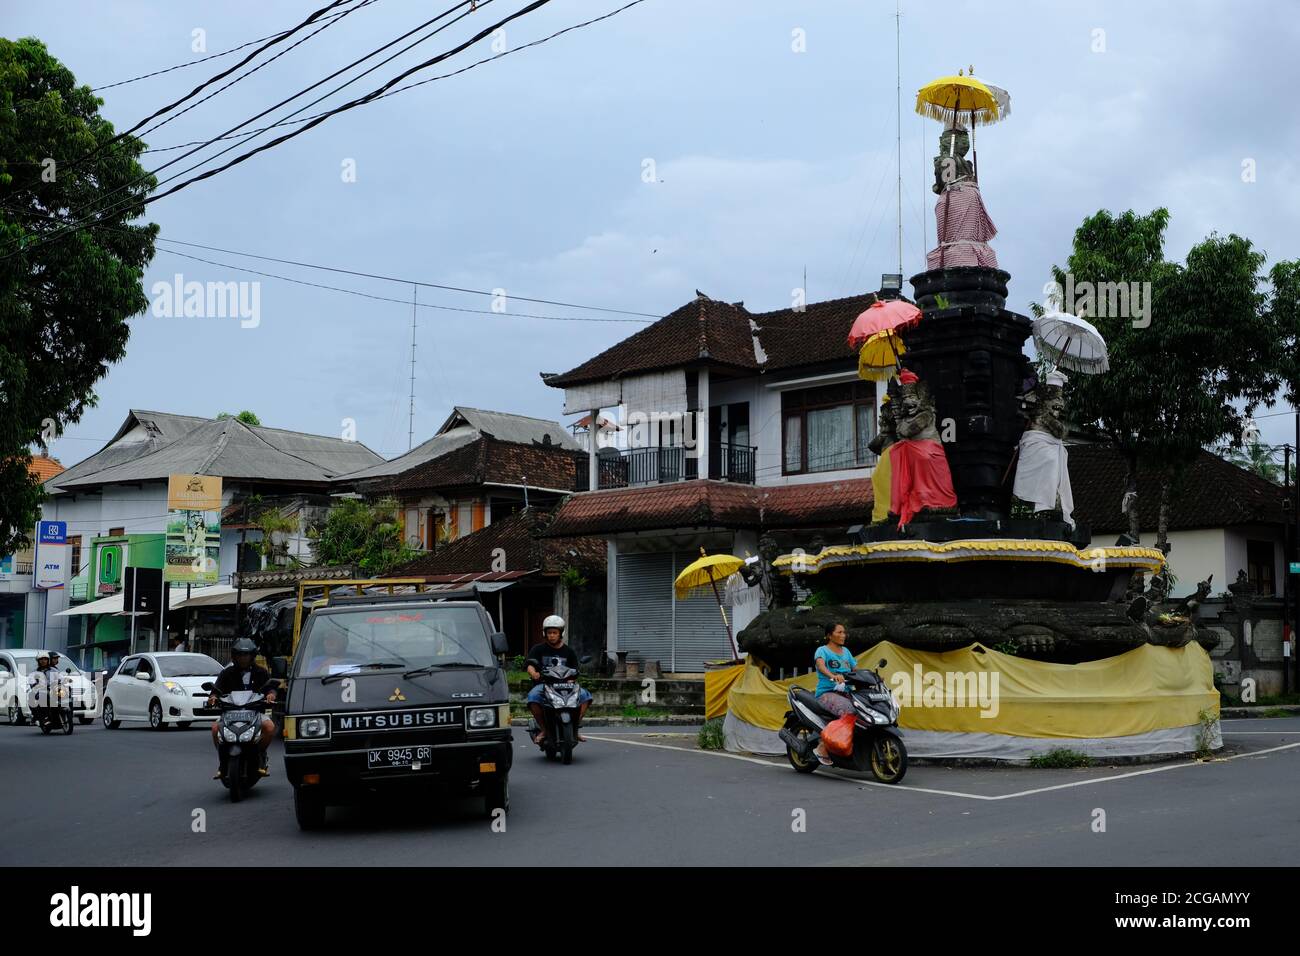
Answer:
top-left (575, 442), bottom-right (757, 491)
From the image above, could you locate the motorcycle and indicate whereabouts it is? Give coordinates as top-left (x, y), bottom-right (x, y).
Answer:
top-left (779, 658), bottom-right (907, 783)
top-left (205, 684), bottom-right (268, 802)
top-left (31, 676), bottom-right (74, 736)
top-left (526, 660), bottom-right (588, 765)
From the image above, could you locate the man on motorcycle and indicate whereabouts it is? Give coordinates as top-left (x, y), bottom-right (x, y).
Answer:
top-left (27, 652), bottom-right (53, 728)
top-left (207, 638), bottom-right (278, 778)
top-left (525, 615), bottom-right (592, 744)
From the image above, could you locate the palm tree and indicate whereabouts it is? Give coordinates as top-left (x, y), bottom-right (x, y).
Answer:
top-left (1225, 440), bottom-right (1284, 484)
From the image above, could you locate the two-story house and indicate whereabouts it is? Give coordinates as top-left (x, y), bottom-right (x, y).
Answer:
top-left (0, 455), bottom-right (66, 648)
top-left (332, 406), bottom-right (586, 550)
top-left (542, 287), bottom-right (895, 673)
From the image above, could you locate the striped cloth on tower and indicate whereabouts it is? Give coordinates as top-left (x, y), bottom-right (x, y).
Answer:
top-left (927, 182), bottom-right (998, 270)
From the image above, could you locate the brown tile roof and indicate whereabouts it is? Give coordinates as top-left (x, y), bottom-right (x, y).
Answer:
top-left (373, 437), bottom-right (584, 495)
top-left (545, 477), bottom-right (874, 537)
top-left (544, 292), bottom-right (887, 388)
top-left (28, 455), bottom-right (64, 482)
top-left (1070, 444), bottom-right (1287, 534)
top-left (392, 506), bottom-right (606, 578)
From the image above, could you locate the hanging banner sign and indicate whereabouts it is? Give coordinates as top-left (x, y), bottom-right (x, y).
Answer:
top-left (165, 475), bottom-right (222, 584)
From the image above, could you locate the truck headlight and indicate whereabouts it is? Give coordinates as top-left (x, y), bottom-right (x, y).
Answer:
top-left (467, 707), bottom-right (497, 729)
top-left (300, 717), bottom-right (328, 738)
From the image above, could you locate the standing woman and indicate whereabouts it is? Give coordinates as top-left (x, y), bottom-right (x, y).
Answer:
top-left (811, 622), bottom-right (857, 765)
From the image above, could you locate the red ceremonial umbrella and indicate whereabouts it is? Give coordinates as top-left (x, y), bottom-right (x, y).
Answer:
top-left (847, 299), bottom-right (922, 350)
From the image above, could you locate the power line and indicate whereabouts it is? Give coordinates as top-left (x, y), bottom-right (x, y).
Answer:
top-left (139, 0), bottom-right (651, 156)
top-left (136, 0), bottom-right (381, 141)
top-left (90, 8), bottom-right (360, 92)
top-left (4, 0), bottom-right (484, 260)
top-left (152, 235), bottom-right (661, 318)
top-left (153, 246), bottom-right (652, 324)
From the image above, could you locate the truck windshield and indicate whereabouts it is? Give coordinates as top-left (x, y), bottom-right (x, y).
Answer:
top-left (296, 606), bottom-right (493, 678)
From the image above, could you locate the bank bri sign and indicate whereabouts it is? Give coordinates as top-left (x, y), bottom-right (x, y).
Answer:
top-left (35, 520), bottom-right (68, 590)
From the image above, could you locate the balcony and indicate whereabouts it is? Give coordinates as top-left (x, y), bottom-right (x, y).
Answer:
top-left (575, 442), bottom-right (757, 491)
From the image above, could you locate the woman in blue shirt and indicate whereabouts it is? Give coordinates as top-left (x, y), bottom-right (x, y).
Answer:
top-left (812, 621), bottom-right (856, 764)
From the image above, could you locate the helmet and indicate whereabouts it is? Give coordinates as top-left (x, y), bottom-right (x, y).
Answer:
top-left (541, 615), bottom-right (566, 633)
top-left (232, 638), bottom-right (258, 655)
top-left (36, 652), bottom-right (50, 662)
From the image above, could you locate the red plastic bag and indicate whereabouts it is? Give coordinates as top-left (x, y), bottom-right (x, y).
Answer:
top-left (821, 713), bottom-right (856, 757)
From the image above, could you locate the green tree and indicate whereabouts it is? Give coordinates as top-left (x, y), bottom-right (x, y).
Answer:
top-left (1039, 208), bottom-right (1297, 551)
top-left (1223, 439), bottom-right (1283, 485)
top-left (217, 410), bottom-right (262, 426)
top-left (0, 38), bottom-right (157, 553)
top-left (309, 497), bottom-right (417, 576)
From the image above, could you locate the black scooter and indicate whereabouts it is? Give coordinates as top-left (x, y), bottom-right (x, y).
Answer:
top-left (779, 659), bottom-right (907, 783)
top-left (526, 658), bottom-right (590, 765)
top-left (204, 683), bottom-right (268, 802)
top-left (32, 677), bottom-right (74, 736)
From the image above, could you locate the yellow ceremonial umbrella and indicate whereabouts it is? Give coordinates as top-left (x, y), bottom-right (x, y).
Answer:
top-left (858, 329), bottom-right (907, 382)
top-left (674, 550), bottom-right (745, 659)
top-left (915, 72), bottom-right (1004, 127)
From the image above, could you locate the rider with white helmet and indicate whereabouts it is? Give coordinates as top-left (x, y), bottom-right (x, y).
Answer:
top-left (525, 615), bottom-right (592, 744)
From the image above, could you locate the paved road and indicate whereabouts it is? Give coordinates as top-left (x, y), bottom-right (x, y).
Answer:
top-left (2, 716), bottom-right (1296, 866)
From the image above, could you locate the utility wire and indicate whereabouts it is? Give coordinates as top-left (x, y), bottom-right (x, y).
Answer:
top-left (152, 235), bottom-right (662, 318)
top-left (91, 8), bottom-right (358, 91)
top-left (4, 0), bottom-right (485, 259)
top-left (154, 246), bottom-right (652, 324)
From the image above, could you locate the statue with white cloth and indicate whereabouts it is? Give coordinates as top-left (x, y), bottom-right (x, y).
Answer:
top-left (1011, 370), bottom-right (1075, 527)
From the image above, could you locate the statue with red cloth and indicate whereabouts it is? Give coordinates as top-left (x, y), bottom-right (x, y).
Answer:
top-left (888, 370), bottom-right (958, 529)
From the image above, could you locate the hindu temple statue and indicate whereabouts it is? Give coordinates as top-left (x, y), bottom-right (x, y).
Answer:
top-left (868, 393), bottom-right (898, 524)
top-left (932, 122), bottom-right (975, 194)
top-left (1011, 369), bottom-right (1074, 526)
top-left (889, 369), bottom-right (957, 528)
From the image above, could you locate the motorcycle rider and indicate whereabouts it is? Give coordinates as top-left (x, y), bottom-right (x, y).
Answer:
top-left (525, 615), bottom-right (592, 745)
top-left (811, 621), bottom-right (857, 766)
top-left (207, 638), bottom-right (277, 779)
top-left (27, 652), bottom-right (53, 728)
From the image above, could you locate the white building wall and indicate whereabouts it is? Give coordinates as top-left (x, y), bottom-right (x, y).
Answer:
top-left (1161, 529), bottom-right (1227, 599)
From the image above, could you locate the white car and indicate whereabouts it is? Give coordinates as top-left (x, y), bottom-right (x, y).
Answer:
top-left (102, 652), bottom-right (225, 730)
top-left (0, 650), bottom-right (98, 726)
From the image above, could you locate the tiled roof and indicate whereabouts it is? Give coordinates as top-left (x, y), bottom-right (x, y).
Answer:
top-left (544, 291), bottom-right (885, 388)
top-left (1070, 444), bottom-right (1286, 533)
top-left (371, 437), bottom-right (584, 495)
top-left (28, 455), bottom-right (64, 482)
top-left (545, 477), bottom-right (874, 537)
top-left (392, 506), bottom-right (606, 578)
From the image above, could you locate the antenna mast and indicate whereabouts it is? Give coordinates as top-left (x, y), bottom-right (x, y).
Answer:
top-left (895, 0), bottom-right (903, 277)
top-left (408, 284), bottom-right (417, 451)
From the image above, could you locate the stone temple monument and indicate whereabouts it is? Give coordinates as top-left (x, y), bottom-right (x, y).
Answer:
top-left (737, 75), bottom-right (1215, 669)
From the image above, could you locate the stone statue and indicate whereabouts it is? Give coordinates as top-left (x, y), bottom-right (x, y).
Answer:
top-left (739, 534), bottom-right (794, 612)
top-left (933, 123), bottom-right (974, 194)
top-left (1011, 370), bottom-right (1075, 525)
top-left (888, 370), bottom-right (958, 528)
top-left (869, 394), bottom-right (898, 524)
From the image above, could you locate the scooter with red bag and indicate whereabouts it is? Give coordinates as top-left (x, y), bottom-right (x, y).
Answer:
top-left (778, 658), bottom-right (907, 783)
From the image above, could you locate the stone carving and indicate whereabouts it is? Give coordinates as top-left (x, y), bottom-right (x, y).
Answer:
top-left (1011, 370), bottom-right (1074, 525)
top-left (933, 124), bottom-right (974, 194)
top-left (887, 370), bottom-right (957, 527)
top-left (739, 534), bottom-right (794, 612)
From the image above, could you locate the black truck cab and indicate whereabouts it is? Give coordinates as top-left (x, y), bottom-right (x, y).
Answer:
top-left (281, 593), bottom-right (512, 829)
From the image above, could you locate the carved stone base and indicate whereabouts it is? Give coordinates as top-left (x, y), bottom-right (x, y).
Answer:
top-left (737, 602), bottom-right (1219, 668)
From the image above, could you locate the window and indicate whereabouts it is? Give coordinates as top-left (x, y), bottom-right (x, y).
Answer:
top-left (117, 657), bottom-right (137, 678)
top-left (135, 658), bottom-right (155, 679)
top-left (69, 536), bottom-right (83, 577)
top-left (1246, 540), bottom-right (1275, 596)
top-left (781, 381), bottom-right (877, 475)
top-left (108, 528), bottom-right (124, 537)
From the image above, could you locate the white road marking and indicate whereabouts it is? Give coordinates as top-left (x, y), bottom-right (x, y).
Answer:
top-left (585, 734), bottom-right (1300, 802)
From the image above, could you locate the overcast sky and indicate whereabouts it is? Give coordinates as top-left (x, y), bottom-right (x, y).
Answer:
top-left (9, 0), bottom-right (1299, 466)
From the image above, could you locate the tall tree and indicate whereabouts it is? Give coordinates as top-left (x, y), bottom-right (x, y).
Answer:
top-left (0, 38), bottom-right (157, 553)
top-left (1042, 208), bottom-right (1296, 551)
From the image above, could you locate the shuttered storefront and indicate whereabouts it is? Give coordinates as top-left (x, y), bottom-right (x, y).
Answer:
top-left (616, 549), bottom-right (734, 672)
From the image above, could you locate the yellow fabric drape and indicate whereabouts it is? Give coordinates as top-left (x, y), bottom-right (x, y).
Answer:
top-left (871, 445), bottom-right (893, 523)
top-left (725, 641), bottom-right (1218, 739)
top-left (705, 664), bottom-right (746, 720)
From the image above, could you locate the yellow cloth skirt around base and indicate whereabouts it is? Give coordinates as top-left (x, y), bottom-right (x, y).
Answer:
top-left (871, 445), bottom-right (892, 523)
